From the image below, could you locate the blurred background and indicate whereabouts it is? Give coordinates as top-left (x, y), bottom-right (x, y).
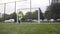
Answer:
top-left (0, 0), bottom-right (60, 23)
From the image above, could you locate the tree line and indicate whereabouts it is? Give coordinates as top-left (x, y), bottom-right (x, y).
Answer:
top-left (45, 3), bottom-right (60, 20)
top-left (0, 8), bottom-right (44, 22)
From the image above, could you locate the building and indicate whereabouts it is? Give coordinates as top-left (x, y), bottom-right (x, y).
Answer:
top-left (51, 0), bottom-right (60, 4)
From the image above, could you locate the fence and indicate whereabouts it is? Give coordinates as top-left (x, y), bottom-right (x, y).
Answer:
top-left (0, 0), bottom-right (41, 23)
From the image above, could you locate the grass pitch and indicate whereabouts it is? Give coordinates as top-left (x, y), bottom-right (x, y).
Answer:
top-left (0, 23), bottom-right (60, 34)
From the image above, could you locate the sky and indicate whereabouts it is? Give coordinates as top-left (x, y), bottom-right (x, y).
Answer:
top-left (0, 0), bottom-right (51, 14)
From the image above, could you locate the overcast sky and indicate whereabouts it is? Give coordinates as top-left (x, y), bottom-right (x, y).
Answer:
top-left (0, 0), bottom-right (51, 14)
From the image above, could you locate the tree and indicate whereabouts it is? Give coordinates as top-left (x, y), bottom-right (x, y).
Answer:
top-left (32, 8), bottom-right (44, 20)
top-left (25, 8), bottom-right (44, 20)
top-left (10, 12), bottom-right (17, 22)
top-left (45, 3), bottom-right (60, 20)
top-left (49, 3), bottom-right (60, 19)
top-left (51, 3), bottom-right (60, 19)
top-left (39, 8), bottom-right (44, 20)
top-left (44, 11), bottom-right (52, 20)
top-left (2, 14), bottom-right (10, 20)
top-left (25, 12), bottom-right (32, 19)
top-left (32, 10), bottom-right (38, 20)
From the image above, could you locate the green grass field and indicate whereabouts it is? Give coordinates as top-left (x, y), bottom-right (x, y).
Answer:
top-left (0, 23), bottom-right (60, 34)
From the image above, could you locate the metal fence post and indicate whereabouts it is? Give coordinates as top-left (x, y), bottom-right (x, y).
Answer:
top-left (38, 8), bottom-right (40, 23)
top-left (4, 3), bottom-right (6, 22)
